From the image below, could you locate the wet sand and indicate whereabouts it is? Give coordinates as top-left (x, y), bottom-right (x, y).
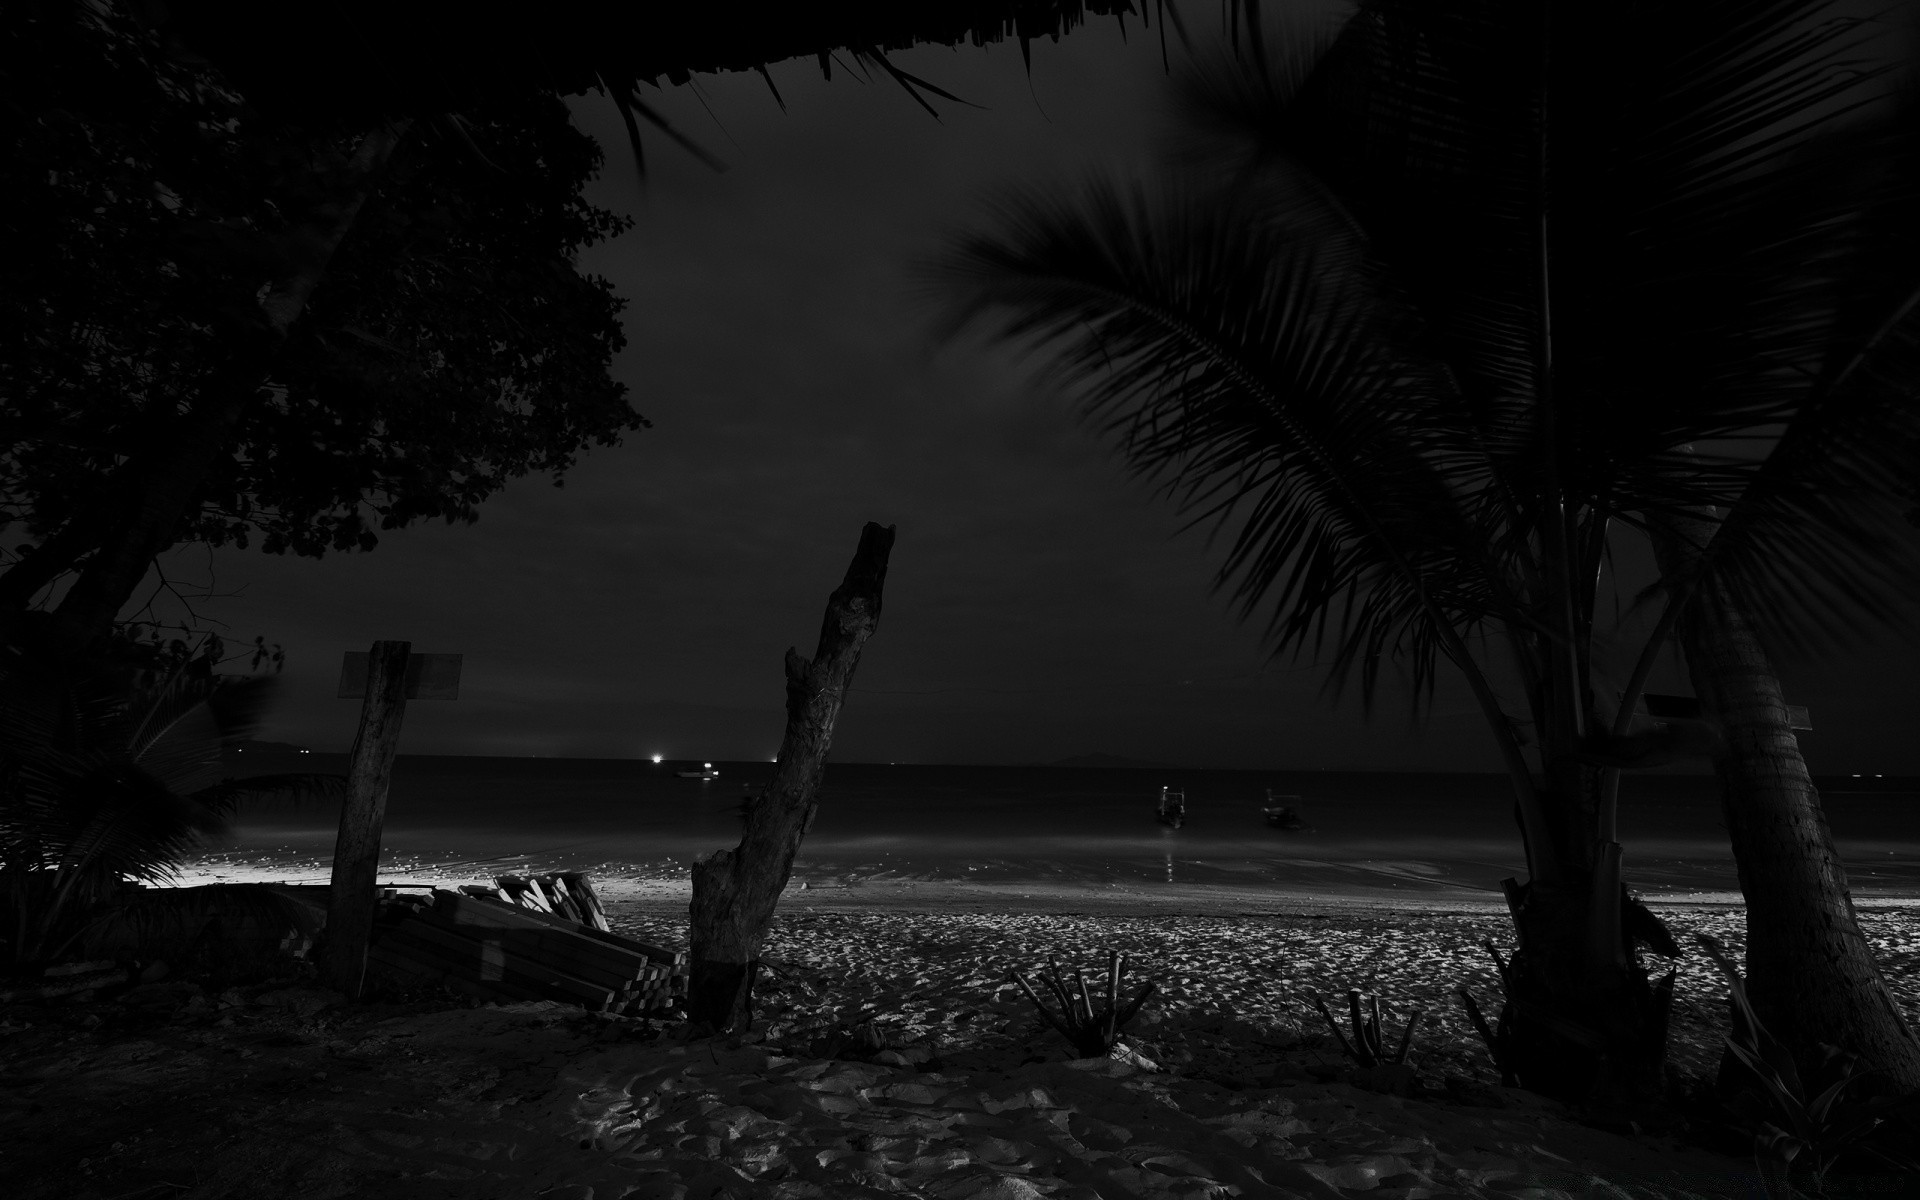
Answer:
top-left (168, 854), bottom-right (1920, 916)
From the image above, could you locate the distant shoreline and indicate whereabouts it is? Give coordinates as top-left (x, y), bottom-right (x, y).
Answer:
top-left (234, 749), bottom-right (1689, 774)
top-left (222, 750), bottom-right (1918, 797)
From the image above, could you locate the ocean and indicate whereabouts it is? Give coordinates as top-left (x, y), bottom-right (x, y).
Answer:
top-left (200, 756), bottom-right (1920, 899)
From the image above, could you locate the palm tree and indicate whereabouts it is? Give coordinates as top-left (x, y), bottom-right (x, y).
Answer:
top-left (0, 616), bottom-right (344, 967)
top-left (935, 0), bottom-right (1920, 1100)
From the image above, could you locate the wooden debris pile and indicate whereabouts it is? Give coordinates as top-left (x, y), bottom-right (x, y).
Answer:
top-left (476, 871), bottom-right (612, 931)
top-left (365, 875), bottom-right (685, 1015)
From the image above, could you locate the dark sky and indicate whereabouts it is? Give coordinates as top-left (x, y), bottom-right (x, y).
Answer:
top-left (156, 17), bottom-right (1920, 773)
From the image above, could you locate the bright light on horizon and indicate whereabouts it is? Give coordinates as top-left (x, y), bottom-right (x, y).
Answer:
top-left (651, 754), bottom-right (663, 764)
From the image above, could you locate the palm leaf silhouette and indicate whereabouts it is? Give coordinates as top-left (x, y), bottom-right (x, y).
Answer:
top-left (1, 629), bottom-right (343, 965)
top-left (934, 0), bottom-right (1920, 1100)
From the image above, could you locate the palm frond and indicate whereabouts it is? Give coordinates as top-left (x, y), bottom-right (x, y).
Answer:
top-left (42, 760), bottom-right (226, 886)
top-left (1653, 78), bottom-right (1920, 657)
top-left (1182, 3), bottom-right (1903, 526)
top-left (75, 881), bottom-right (315, 962)
top-left (0, 624), bottom-right (304, 964)
top-left (188, 772), bottom-right (348, 822)
top-left (0, 634), bottom-right (136, 758)
top-left (934, 170), bottom-right (1520, 710)
top-left (1168, 1), bottom-right (1920, 667)
top-left (133, 673), bottom-right (278, 795)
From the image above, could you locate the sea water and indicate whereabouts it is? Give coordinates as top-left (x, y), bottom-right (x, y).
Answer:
top-left (204, 756), bottom-right (1920, 897)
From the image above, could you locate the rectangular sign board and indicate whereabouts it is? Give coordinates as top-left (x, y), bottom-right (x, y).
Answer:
top-left (337, 652), bottom-right (463, 700)
top-left (1640, 693), bottom-right (1810, 732)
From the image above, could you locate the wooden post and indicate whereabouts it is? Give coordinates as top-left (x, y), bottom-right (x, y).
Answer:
top-left (686, 522), bottom-right (895, 1032)
top-left (322, 640), bottom-right (412, 997)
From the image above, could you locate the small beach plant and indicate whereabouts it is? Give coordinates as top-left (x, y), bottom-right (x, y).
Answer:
top-left (1311, 989), bottom-right (1421, 1069)
top-left (1008, 949), bottom-right (1156, 1058)
top-left (1695, 934), bottom-right (1920, 1191)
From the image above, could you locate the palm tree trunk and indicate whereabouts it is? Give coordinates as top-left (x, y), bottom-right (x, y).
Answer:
top-left (1674, 579), bottom-right (1920, 1090)
top-left (1492, 811), bottom-right (1675, 1104)
top-left (1650, 509), bottom-right (1920, 1090)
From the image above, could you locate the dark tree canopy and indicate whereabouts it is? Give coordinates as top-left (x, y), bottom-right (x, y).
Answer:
top-left (140, 0), bottom-right (1151, 132)
top-left (5, 0), bottom-right (1160, 635)
top-left (217, 92), bottom-right (640, 557)
top-left (2, 3), bottom-right (642, 569)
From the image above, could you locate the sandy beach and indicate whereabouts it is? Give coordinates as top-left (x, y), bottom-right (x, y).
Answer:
top-left (9, 859), bottom-right (1920, 1200)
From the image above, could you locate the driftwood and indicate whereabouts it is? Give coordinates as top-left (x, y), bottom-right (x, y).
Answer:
top-left (364, 888), bottom-right (684, 1014)
top-left (686, 523), bottom-right (895, 1032)
top-left (490, 873), bottom-right (612, 931)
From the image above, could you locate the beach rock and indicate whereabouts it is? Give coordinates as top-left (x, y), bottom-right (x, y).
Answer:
top-left (490, 1000), bottom-right (572, 1024)
top-left (1349, 1063), bottom-right (1420, 1096)
top-left (1065, 1111), bottom-right (1131, 1150)
top-left (1441, 1075), bottom-right (1510, 1107)
top-left (122, 979), bottom-right (200, 1008)
top-left (1108, 1042), bottom-right (1159, 1072)
top-left (871, 1080), bottom-right (943, 1106)
top-left (1435, 1149), bottom-right (1524, 1186)
top-left (1205, 1106), bottom-right (1309, 1142)
top-left (1299, 1153), bottom-right (1417, 1191)
top-left (926, 1168), bottom-right (1048, 1200)
top-left (254, 987), bottom-right (344, 1019)
top-left (983, 1085), bottom-right (1057, 1114)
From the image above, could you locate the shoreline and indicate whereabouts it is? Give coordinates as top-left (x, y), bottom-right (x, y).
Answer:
top-left (160, 861), bottom-right (1920, 915)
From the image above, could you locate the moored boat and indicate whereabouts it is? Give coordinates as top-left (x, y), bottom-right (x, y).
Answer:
top-left (1155, 786), bottom-right (1187, 829)
top-left (1261, 789), bottom-right (1307, 830)
top-left (676, 761), bottom-right (720, 781)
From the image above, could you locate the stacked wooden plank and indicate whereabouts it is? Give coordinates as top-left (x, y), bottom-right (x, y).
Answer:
top-left (363, 885), bottom-right (685, 1015)
top-left (480, 872), bottom-right (612, 932)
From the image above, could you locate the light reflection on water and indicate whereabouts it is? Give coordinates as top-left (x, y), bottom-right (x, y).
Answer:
top-left (202, 758), bottom-right (1920, 894)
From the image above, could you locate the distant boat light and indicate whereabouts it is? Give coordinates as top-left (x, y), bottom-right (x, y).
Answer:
top-left (651, 754), bottom-right (663, 764)
top-left (704, 762), bottom-right (713, 769)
